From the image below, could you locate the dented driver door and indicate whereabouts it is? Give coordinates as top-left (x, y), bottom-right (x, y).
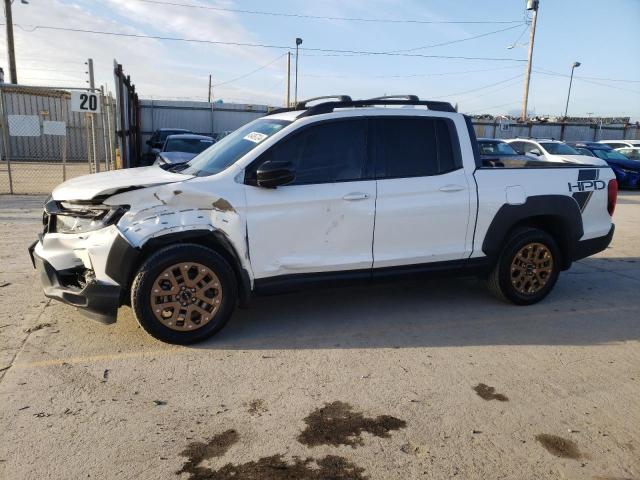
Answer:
top-left (244, 118), bottom-right (376, 280)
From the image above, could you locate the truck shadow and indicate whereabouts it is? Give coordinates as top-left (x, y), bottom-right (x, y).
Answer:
top-left (195, 256), bottom-right (640, 350)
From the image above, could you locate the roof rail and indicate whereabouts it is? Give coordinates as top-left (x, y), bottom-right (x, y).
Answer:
top-left (265, 95), bottom-right (353, 116)
top-left (295, 95), bottom-right (352, 109)
top-left (366, 94), bottom-right (420, 102)
top-left (298, 97), bottom-right (456, 118)
top-left (266, 95), bottom-right (456, 117)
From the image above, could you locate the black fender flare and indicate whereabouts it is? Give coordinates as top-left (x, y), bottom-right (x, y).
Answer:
top-left (106, 229), bottom-right (252, 307)
top-left (481, 195), bottom-right (583, 269)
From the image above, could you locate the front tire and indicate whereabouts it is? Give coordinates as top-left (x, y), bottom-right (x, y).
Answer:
top-left (487, 227), bottom-right (560, 305)
top-left (131, 243), bottom-right (237, 344)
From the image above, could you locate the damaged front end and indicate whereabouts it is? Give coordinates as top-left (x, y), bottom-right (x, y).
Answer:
top-left (30, 255), bottom-right (122, 323)
top-left (29, 198), bottom-right (137, 323)
top-left (30, 167), bottom-right (252, 324)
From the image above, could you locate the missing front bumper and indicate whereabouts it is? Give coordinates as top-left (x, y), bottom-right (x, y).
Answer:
top-left (32, 250), bottom-right (121, 324)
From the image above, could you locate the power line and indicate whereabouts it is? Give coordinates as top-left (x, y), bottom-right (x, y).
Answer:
top-left (305, 23), bottom-right (525, 57)
top-left (15, 67), bottom-right (83, 73)
top-left (133, 0), bottom-right (524, 25)
top-left (434, 74), bottom-right (524, 98)
top-left (6, 23), bottom-right (527, 62)
top-left (213, 54), bottom-right (285, 87)
top-left (390, 24), bottom-right (524, 53)
top-left (535, 67), bottom-right (640, 83)
top-left (302, 65), bottom-right (522, 80)
top-left (453, 77), bottom-right (526, 104)
top-left (534, 69), bottom-right (640, 94)
top-left (465, 101), bottom-right (519, 114)
top-left (508, 24), bottom-right (529, 47)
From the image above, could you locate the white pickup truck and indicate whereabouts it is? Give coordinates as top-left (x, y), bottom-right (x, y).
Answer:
top-left (29, 95), bottom-right (618, 344)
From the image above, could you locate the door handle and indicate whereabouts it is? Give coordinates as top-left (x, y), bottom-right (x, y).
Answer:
top-left (343, 192), bottom-right (370, 201)
top-left (439, 184), bottom-right (465, 192)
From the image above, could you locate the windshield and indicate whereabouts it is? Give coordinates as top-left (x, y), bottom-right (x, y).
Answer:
top-left (478, 141), bottom-right (518, 156)
top-left (591, 148), bottom-right (634, 162)
top-left (180, 118), bottom-right (291, 176)
top-left (619, 149), bottom-right (640, 160)
top-left (160, 130), bottom-right (190, 141)
top-left (574, 147), bottom-right (595, 157)
top-left (164, 138), bottom-right (213, 154)
top-left (540, 142), bottom-right (580, 155)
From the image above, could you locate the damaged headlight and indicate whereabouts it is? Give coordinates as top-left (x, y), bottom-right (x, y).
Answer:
top-left (54, 203), bottom-right (129, 234)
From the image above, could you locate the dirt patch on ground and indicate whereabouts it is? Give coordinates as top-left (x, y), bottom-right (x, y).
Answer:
top-left (23, 322), bottom-right (52, 333)
top-left (177, 429), bottom-right (239, 476)
top-left (298, 401), bottom-right (406, 448)
top-left (473, 383), bottom-right (509, 402)
top-left (247, 399), bottom-right (267, 416)
top-left (535, 433), bottom-right (581, 459)
top-left (180, 454), bottom-right (368, 480)
top-left (592, 476), bottom-right (636, 480)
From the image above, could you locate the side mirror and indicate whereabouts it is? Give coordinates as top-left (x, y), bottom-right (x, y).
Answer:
top-left (154, 142), bottom-right (163, 149)
top-left (529, 148), bottom-right (542, 156)
top-left (256, 160), bottom-right (295, 188)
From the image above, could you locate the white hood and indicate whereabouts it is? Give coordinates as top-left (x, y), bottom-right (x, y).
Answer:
top-left (52, 166), bottom-right (192, 201)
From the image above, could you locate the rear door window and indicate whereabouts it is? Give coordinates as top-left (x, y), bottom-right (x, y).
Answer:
top-left (509, 141), bottom-right (525, 154)
top-left (374, 117), bottom-right (458, 178)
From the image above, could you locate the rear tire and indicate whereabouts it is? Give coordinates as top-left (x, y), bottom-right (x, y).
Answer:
top-left (487, 227), bottom-right (560, 305)
top-left (131, 243), bottom-right (237, 344)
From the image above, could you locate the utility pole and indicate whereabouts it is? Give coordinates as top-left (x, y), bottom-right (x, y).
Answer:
top-left (563, 61), bottom-right (581, 118)
top-left (208, 74), bottom-right (212, 102)
top-left (520, 0), bottom-right (539, 121)
top-left (87, 58), bottom-right (95, 89)
top-left (286, 51), bottom-right (291, 107)
top-left (294, 37), bottom-right (302, 105)
top-left (86, 58), bottom-right (98, 172)
top-left (3, 0), bottom-right (18, 84)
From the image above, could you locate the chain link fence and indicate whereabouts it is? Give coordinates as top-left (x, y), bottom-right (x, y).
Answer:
top-left (0, 84), bottom-right (117, 194)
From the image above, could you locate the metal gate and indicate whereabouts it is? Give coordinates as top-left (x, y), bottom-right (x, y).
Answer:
top-left (0, 84), bottom-right (117, 194)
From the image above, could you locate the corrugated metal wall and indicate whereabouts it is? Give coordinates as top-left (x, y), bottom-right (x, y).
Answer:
top-left (139, 100), bottom-right (268, 144)
top-left (473, 120), bottom-right (640, 141)
top-left (0, 87), bottom-right (106, 162)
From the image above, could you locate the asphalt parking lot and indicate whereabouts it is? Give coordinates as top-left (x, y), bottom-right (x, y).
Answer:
top-left (1, 193), bottom-right (639, 480)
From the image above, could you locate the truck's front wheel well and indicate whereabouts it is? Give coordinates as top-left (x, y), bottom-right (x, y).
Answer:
top-left (124, 231), bottom-right (251, 307)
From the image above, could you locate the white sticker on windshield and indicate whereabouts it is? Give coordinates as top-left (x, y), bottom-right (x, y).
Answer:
top-left (243, 132), bottom-right (268, 143)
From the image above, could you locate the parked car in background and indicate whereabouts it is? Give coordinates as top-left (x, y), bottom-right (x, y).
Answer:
top-left (616, 147), bottom-right (640, 161)
top-left (598, 139), bottom-right (640, 150)
top-left (504, 138), bottom-right (606, 166)
top-left (477, 138), bottom-right (548, 167)
top-left (144, 128), bottom-right (194, 163)
top-left (154, 134), bottom-right (215, 166)
top-left (568, 141), bottom-right (640, 189)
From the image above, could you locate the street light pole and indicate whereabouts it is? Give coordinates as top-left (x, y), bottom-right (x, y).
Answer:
top-left (285, 51), bottom-right (291, 107)
top-left (3, 0), bottom-right (18, 84)
top-left (520, 0), bottom-right (539, 121)
top-left (294, 37), bottom-right (302, 105)
top-left (563, 61), bottom-right (581, 119)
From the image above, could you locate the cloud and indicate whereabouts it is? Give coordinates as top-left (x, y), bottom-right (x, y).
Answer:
top-left (5, 0), bottom-right (286, 104)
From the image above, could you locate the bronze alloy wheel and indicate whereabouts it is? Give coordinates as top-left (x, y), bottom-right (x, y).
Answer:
top-left (510, 242), bottom-right (554, 295)
top-left (150, 262), bottom-right (222, 331)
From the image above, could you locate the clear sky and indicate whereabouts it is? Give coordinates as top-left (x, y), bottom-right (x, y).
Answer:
top-left (3, 0), bottom-right (639, 119)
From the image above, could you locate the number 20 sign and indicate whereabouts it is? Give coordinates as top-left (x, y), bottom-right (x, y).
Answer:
top-left (71, 91), bottom-right (101, 113)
